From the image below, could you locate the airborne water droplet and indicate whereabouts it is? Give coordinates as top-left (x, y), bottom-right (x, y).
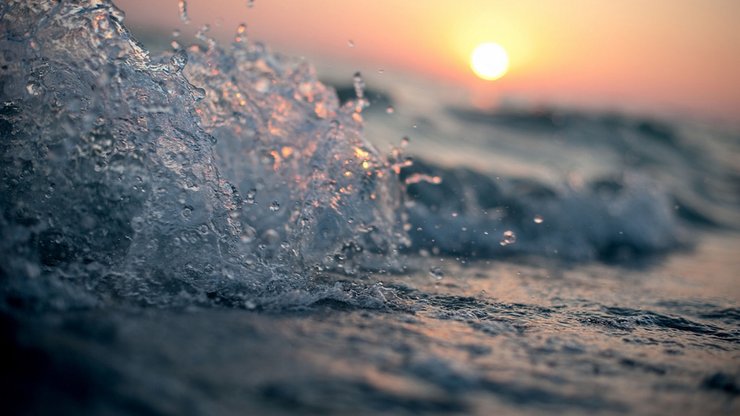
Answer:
top-left (235, 23), bottom-right (247, 43)
top-left (500, 230), bottom-right (516, 246)
top-left (352, 71), bottom-right (367, 114)
top-left (386, 105), bottom-right (395, 114)
top-left (533, 215), bottom-right (544, 224)
top-left (181, 205), bottom-right (193, 219)
top-left (177, 0), bottom-right (190, 24)
top-left (429, 266), bottom-right (444, 280)
top-left (269, 201), bottom-right (280, 212)
top-left (195, 24), bottom-right (216, 50)
top-left (347, 39), bottom-right (355, 48)
top-left (353, 71), bottom-right (365, 100)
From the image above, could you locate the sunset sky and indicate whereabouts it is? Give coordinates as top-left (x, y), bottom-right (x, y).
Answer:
top-left (116, 0), bottom-right (740, 122)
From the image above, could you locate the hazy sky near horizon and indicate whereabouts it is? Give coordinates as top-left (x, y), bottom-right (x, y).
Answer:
top-left (116, 0), bottom-right (740, 121)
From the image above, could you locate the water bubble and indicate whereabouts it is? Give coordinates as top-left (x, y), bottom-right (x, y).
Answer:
top-left (500, 230), bottom-right (516, 246)
top-left (269, 201), bottom-right (280, 212)
top-left (181, 206), bottom-right (193, 218)
top-left (263, 228), bottom-right (280, 243)
top-left (177, 0), bottom-right (190, 24)
top-left (240, 226), bottom-right (257, 243)
top-left (533, 215), bottom-right (544, 224)
top-left (429, 266), bottom-right (445, 280)
top-left (131, 216), bottom-right (145, 233)
top-left (191, 86), bottom-right (206, 101)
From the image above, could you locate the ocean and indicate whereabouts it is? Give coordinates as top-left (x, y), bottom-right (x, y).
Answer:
top-left (1, 1), bottom-right (738, 414)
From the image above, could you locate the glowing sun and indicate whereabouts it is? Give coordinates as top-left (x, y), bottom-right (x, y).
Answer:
top-left (470, 42), bottom-right (509, 81)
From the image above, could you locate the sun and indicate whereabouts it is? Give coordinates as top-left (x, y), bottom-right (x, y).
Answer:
top-left (470, 42), bottom-right (509, 81)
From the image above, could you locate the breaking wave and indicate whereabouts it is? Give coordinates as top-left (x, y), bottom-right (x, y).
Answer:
top-left (0, 0), bottom-right (406, 308)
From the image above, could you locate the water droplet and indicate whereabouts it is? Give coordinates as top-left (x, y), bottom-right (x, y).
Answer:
top-left (246, 0), bottom-right (255, 8)
top-left (347, 39), bottom-right (355, 48)
top-left (196, 24), bottom-right (216, 49)
top-left (429, 266), bottom-right (444, 280)
top-left (269, 201), bottom-right (280, 212)
top-left (177, 0), bottom-right (190, 24)
top-left (533, 215), bottom-right (544, 224)
top-left (169, 49), bottom-right (188, 72)
top-left (245, 188), bottom-right (257, 205)
top-left (352, 72), bottom-right (368, 113)
top-left (500, 230), bottom-right (516, 246)
top-left (353, 72), bottom-right (364, 97)
top-left (240, 226), bottom-right (257, 243)
top-left (400, 136), bottom-right (409, 147)
top-left (235, 23), bottom-right (247, 43)
top-left (386, 105), bottom-right (395, 114)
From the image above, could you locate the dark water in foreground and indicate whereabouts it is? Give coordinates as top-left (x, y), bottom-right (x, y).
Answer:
top-left (1, 1), bottom-right (739, 415)
top-left (5, 235), bottom-right (739, 415)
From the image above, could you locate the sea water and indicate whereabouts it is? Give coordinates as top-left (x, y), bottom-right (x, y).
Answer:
top-left (1, 1), bottom-right (738, 414)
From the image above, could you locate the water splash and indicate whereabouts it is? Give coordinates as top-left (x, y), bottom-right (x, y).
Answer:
top-left (178, 0), bottom-right (190, 24)
top-left (0, 0), bottom-right (407, 308)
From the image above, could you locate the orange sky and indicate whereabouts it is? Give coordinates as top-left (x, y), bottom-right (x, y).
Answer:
top-left (117, 0), bottom-right (740, 122)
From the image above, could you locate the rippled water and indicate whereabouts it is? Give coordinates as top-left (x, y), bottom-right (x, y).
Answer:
top-left (1, 1), bottom-right (738, 415)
